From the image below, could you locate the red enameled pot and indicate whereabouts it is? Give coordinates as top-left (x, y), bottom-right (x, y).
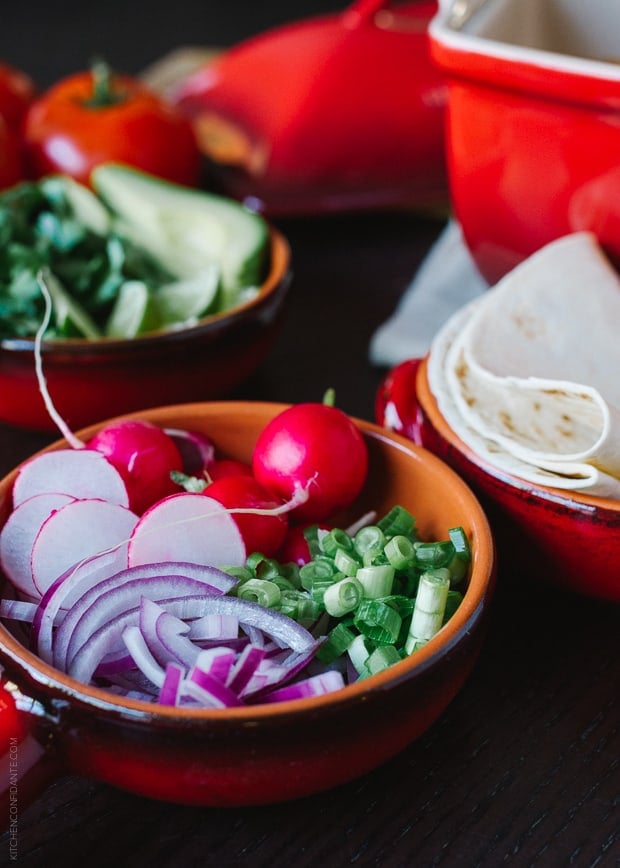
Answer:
top-left (0, 401), bottom-right (495, 821)
top-left (429, 0), bottom-right (620, 283)
top-left (377, 358), bottom-right (620, 602)
top-left (171, 0), bottom-right (448, 216)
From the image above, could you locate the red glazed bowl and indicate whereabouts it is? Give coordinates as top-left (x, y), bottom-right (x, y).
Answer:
top-left (429, 0), bottom-right (620, 283)
top-left (0, 230), bottom-right (290, 432)
top-left (377, 358), bottom-right (620, 602)
top-left (0, 401), bottom-right (495, 816)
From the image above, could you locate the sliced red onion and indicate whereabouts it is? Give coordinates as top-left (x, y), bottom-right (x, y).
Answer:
top-left (93, 648), bottom-right (135, 677)
top-left (187, 613), bottom-right (239, 642)
top-left (225, 644), bottom-right (266, 694)
top-left (154, 608), bottom-right (201, 669)
top-left (122, 625), bottom-right (165, 687)
top-left (183, 671), bottom-right (243, 708)
top-left (257, 670), bottom-right (346, 704)
top-left (37, 561), bottom-right (236, 666)
top-left (191, 647), bottom-right (236, 685)
top-left (56, 571), bottom-right (235, 672)
top-left (0, 598), bottom-right (40, 623)
top-left (158, 662), bottom-right (185, 706)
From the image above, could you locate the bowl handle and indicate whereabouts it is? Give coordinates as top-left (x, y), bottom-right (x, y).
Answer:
top-left (0, 677), bottom-right (62, 834)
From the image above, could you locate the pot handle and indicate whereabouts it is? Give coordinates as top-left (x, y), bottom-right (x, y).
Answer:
top-left (0, 677), bottom-right (61, 835)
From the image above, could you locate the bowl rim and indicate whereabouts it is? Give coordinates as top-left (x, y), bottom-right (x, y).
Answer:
top-left (417, 356), bottom-right (620, 517)
top-left (0, 227), bottom-right (291, 356)
top-left (0, 400), bottom-right (495, 726)
top-left (429, 1), bottom-right (620, 83)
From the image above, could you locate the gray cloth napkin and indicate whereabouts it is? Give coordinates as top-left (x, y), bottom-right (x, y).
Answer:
top-left (369, 221), bottom-right (488, 367)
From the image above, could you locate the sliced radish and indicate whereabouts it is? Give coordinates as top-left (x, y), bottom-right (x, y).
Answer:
top-left (128, 493), bottom-right (246, 569)
top-left (0, 492), bottom-right (75, 597)
top-left (30, 498), bottom-right (139, 597)
top-left (12, 449), bottom-right (130, 509)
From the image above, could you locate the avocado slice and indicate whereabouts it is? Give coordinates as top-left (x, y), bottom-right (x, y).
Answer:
top-left (91, 163), bottom-right (269, 309)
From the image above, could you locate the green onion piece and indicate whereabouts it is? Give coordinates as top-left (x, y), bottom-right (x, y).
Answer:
top-left (405, 570), bottom-right (450, 653)
top-left (309, 578), bottom-right (337, 606)
top-left (365, 644), bottom-right (402, 675)
top-left (299, 557), bottom-right (336, 590)
top-left (354, 599), bottom-right (402, 644)
top-left (269, 575), bottom-right (297, 592)
top-left (443, 589), bottom-right (463, 624)
top-left (278, 562), bottom-right (301, 588)
top-left (356, 564), bottom-right (395, 599)
top-left (376, 594), bottom-right (415, 619)
top-left (414, 540), bottom-right (455, 569)
top-left (384, 534), bottom-right (415, 570)
top-left (323, 576), bottom-right (364, 617)
top-left (237, 578), bottom-right (281, 608)
top-left (334, 547), bottom-right (360, 577)
top-left (446, 552), bottom-right (468, 584)
top-left (362, 547), bottom-right (389, 567)
top-left (353, 525), bottom-right (386, 557)
top-left (255, 558), bottom-right (282, 581)
top-left (321, 528), bottom-right (355, 557)
top-left (316, 622), bottom-right (357, 663)
top-left (222, 565), bottom-right (254, 584)
top-left (302, 525), bottom-right (324, 559)
top-left (347, 633), bottom-right (374, 674)
top-left (377, 505), bottom-right (416, 539)
top-left (449, 526), bottom-right (471, 561)
top-left (245, 552), bottom-right (268, 573)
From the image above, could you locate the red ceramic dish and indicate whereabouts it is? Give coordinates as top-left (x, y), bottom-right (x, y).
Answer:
top-left (0, 229), bottom-right (290, 432)
top-left (429, 0), bottom-right (620, 283)
top-left (377, 358), bottom-right (620, 602)
top-left (171, 0), bottom-right (448, 216)
top-left (0, 401), bottom-right (495, 816)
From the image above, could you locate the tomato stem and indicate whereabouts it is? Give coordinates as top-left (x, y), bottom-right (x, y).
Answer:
top-left (83, 58), bottom-right (126, 109)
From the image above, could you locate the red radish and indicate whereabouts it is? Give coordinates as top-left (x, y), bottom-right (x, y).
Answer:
top-left (12, 449), bottom-right (129, 509)
top-left (30, 499), bottom-right (139, 596)
top-left (128, 492), bottom-right (246, 569)
top-left (277, 522), bottom-right (331, 566)
top-left (87, 420), bottom-right (184, 515)
top-left (163, 427), bottom-right (215, 475)
top-left (206, 458), bottom-right (253, 481)
top-left (205, 475), bottom-right (288, 558)
top-left (0, 492), bottom-right (75, 597)
top-left (252, 402), bottom-right (368, 522)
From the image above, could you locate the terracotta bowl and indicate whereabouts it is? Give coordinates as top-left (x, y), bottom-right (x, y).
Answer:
top-left (0, 230), bottom-right (291, 432)
top-left (376, 358), bottom-right (620, 602)
top-left (429, 0), bottom-right (620, 283)
top-left (0, 401), bottom-right (495, 815)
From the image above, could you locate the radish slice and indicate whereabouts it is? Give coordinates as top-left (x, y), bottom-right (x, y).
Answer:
top-left (12, 449), bottom-right (130, 509)
top-left (30, 499), bottom-right (139, 597)
top-left (128, 493), bottom-right (245, 569)
top-left (0, 492), bottom-right (74, 597)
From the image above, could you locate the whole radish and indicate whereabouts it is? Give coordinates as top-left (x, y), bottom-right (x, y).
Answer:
top-left (87, 420), bottom-right (183, 515)
top-left (205, 475), bottom-right (288, 558)
top-left (206, 458), bottom-right (253, 481)
top-left (252, 397), bottom-right (368, 522)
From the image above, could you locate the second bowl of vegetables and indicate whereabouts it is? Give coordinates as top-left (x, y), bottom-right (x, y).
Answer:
top-left (0, 163), bottom-right (290, 430)
top-left (0, 398), bottom-right (495, 806)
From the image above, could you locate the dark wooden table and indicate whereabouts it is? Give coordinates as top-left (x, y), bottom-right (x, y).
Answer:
top-left (1, 3), bottom-right (619, 866)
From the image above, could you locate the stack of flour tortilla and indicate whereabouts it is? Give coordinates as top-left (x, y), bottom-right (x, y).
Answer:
top-left (427, 231), bottom-right (620, 498)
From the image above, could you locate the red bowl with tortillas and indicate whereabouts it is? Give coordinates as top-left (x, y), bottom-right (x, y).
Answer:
top-left (377, 232), bottom-right (620, 601)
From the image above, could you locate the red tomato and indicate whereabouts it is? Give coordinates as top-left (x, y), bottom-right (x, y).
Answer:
top-left (0, 61), bottom-right (36, 128)
top-left (23, 63), bottom-right (201, 187)
top-left (205, 475), bottom-right (288, 558)
top-left (0, 116), bottom-right (24, 189)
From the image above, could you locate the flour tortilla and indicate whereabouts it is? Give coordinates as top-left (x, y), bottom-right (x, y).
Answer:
top-left (428, 232), bottom-right (620, 498)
